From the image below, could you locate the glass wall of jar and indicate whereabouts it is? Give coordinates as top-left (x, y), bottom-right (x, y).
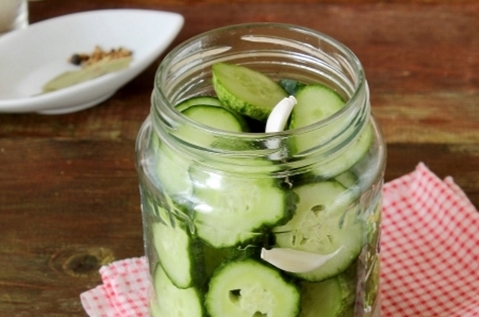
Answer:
top-left (136, 23), bottom-right (386, 317)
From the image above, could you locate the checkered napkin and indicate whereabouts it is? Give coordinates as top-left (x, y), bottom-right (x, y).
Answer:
top-left (80, 257), bottom-right (150, 317)
top-left (381, 163), bottom-right (479, 317)
top-left (80, 163), bottom-right (479, 317)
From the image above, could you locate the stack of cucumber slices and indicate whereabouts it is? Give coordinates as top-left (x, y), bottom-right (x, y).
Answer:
top-left (148, 62), bottom-right (377, 317)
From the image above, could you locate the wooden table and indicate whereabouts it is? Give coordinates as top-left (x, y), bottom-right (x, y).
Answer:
top-left (1, 0), bottom-right (478, 315)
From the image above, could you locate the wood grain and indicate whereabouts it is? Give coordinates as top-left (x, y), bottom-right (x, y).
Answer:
top-left (1, 1), bottom-right (479, 315)
top-left (0, 139), bottom-right (143, 316)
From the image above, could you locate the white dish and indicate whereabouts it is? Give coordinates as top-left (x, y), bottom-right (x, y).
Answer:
top-left (0, 9), bottom-right (183, 114)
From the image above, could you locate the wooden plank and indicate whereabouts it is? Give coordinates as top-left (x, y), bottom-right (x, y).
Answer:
top-left (28, 0), bottom-right (479, 11)
top-left (386, 143), bottom-right (479, 199)
top-left (0, 139), bottom-right (143, 315)
top-left (373, 92), bottom-right (479, 144)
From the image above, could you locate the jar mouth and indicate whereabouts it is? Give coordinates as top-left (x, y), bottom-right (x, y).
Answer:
top-left (151, 22), bottom-right (369, 158)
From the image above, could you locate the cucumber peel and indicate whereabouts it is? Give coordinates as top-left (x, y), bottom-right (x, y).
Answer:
top-left (176, 96), bottom-right (249, 132)
top-left (153, 218), bottom-right (203, 289)
top-left (212, 63), bottom-right (287, 122)
top-left (300, 273), bottom-right (356, 317)
top-left (152, 264), bottom-right (206, 317)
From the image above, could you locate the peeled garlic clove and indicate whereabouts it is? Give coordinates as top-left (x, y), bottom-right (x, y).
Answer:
top-left (261, 247), bottom-right (343, 273)
top-left (265, 95), bottom-right (297, 133)
top-left (265, 96), bottom-right (297, 161)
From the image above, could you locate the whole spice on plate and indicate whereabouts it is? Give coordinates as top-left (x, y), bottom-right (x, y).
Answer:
top-left (41, 46), bottom-right (133, 93)
top-left (69, 46), bottom-right (133, 67)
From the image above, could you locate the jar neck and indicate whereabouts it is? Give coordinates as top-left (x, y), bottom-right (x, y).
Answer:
top-left (149, 23), bottom-right (370, 173)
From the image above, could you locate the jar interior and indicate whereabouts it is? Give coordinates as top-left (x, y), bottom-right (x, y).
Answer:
top-left (157, 24), bottom-right (362, 104)
top-left (151, 24), bottom-right (370, 173)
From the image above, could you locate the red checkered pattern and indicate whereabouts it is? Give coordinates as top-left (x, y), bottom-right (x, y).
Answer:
top-left (80, 163), bottom-right (479, 316)
top-left (381, 163), bottom-right (479, 317)
top-left (80, 257), bottom-right (150, 317)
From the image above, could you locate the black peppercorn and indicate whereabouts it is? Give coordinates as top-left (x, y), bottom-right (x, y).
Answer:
top-left (69, 54), bottom-right (83, 65)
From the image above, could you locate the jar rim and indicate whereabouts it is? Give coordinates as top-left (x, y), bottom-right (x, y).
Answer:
top-left (152, 22), bottom-right (368, 148)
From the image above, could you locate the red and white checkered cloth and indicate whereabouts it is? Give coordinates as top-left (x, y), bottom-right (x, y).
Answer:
top-left (381, 163), bottom-right (479, 317)
top-left (80, 257), bottom-right (150, 317)
top-left (80, 163), bottom-right (479, 317)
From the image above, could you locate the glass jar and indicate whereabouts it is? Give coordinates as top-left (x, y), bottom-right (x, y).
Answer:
top-left (136, 23), bottom-right (386, 317)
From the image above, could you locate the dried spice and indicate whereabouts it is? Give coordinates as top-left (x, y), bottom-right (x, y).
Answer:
top-left (69, 46), bottom-right (133, 67)
top-left (41, 46), bottom-right (133, 93)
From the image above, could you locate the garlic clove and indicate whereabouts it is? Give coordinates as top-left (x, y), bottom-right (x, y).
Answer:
top-left (260, 247), bottom-right (343, 273)
top-left (265, 95), bottom-right (297, 133)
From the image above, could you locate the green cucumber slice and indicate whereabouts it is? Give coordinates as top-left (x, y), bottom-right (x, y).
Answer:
top-left (205, 259), bottom-right (300, 317)
top-left (155, 138), bottom-right (193, 197)
top-left (289, 84), bottom-right (345, 131)
top-left (182, 105), bottom-right (246, 132)
top-left (176, 96), bottom-right (249, 131)
top-left (176, 96), bottom-right (225, 112)
top-left (155, 101), bottom-right (249, 197)
top-left (152, 215), bottom-right (200, 289)
top-left (149, 297), bottom-right (161, 317)
top-left (334, 170), bottom-right (358, 189)
top-left (152, 264), bottom-right (206, 317)
top-left (212, 62), bottom-right (288, 122)
top-left (311, 123), bottom-right (373, 179)
top-left (300, 273), bottom-right (356, 317)
top-left (273, 181), bottom-right (363, 282)
top-left (177, 104), bottom-right (248, 148)
top-left (287, 83), bottom-right (373, 178)
top-left (288, 84), bottom-right (345, 155)
top-left (338, 305), bottom-right (354, 317)
top-left (201, 243), bottom-right (234, 277)
top-left (191, 166), bottom-right (293, 248)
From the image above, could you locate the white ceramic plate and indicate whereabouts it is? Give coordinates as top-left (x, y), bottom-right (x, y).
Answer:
top-left (0, 9), bottom-right (183, 114)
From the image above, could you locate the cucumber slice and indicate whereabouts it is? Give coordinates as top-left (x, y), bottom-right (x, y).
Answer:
top-left (300, 274), bottom-right (356, 317)
top-left (300, 261), bottom-right (358, 317)
top-left (177, 104), bottom-right (248, 148)
top-left (288, 84), bottom-right (345, 155)
top-left (332, 170), bottom-right (363, 202)
top-left (152, 216), bottom-right (201, 289)
top-left (310, 123), bottom-right (373, 179)
top-left (155, 101), bottom-right (249, 197)
top-left (212, 63), bottom-right (288, 122)
top-left (289, 84), bottom-right (345, 131)
top-left (176, 96), bottom-right (225, 112)
top-left (191, 166), bottom-right (294, 248)
top-left (155, 139), bottom-right (193, 197)
top-left (181, 105), bottom-right (246, 132)
top-left (152, 264), bottom-right (206, 317)
top-left (201, 243), bottom-right (234, 277)
top-left (334, 170), bottom-right (358, 189)
top-left (205, 259), bottom-right (300, 317)
top-left (338, 305), bottom-right (354, 317)
top-left (176, 96), bottom-right (249, 131)
top-left (288, 83), bottom-right (373, 178)
top-left (149, 297), bottom-right (161, 317)
top-left (273, 181), bottom-right (363, 282)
